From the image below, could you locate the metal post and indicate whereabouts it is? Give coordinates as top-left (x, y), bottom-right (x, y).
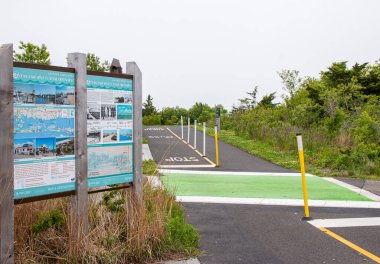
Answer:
top-left (203, 122), bottom-right (206, 156)
top-left (296, 133), bottom-right (311, 220)
top-left (214, 126), bottom-right (220, 167)
top-left (194, 120), bottom-right (197, 149)
top-left (0, 43), bottom-right (14, 264)
top-left (187, 117), bottom-right (190, 143)
top-left (126, 62), bottom-right (143, 205)
top-left (181, 116), bottom-right (183, 139)
top-left (67, 53), bottom-right (89, 243)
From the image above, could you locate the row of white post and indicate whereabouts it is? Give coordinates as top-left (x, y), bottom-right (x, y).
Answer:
top-left (180, 116), bottom-right (207, 157)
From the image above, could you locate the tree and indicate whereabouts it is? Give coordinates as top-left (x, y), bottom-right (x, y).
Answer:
top-left (188, 102), bottom-right (212, 122)
top-left (278, 69), bottom-right (302, 97)
top-left (238, 86), bottom-right (258, 110)
top-left (258, 92), bottom-right (277, 108)
top-left (13, 41), bottom-right (51, 65)
top-left (86, 53), bottom-right (110, 72)
top-left (143, 94), bottom-right (157, 116)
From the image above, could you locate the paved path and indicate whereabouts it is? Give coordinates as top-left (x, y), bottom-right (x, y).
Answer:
top-left (184, 203), bottom-right (380, 264)
top-left (143, 125), bottom-right (293, 172)
top-left (145, 125), bottom-right (380, 263)
top-left (143, 126), bottom-right (213, 168)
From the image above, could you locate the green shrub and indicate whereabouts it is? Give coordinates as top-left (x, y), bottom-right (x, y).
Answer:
top-left (31, 209), bottom-right (64, 236)
top-left (143, 115), bottom-right (162, 125)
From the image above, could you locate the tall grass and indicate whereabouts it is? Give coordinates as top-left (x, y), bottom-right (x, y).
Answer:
top-left (14, 181), bottom-right (200, 263)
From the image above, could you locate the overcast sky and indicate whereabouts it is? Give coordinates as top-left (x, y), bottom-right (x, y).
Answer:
top-left (2, 0), bottom-right (380, 109)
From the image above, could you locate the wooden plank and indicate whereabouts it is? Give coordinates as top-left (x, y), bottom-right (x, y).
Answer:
top-left (0, 43), bottom-right (14, 264)
top-left (125, 62), bottom-right (143, 204)
top-left (67, 53), bottom-right (88, 241)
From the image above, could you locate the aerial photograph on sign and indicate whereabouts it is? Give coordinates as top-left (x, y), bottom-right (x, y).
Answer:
top-left (14, 107), bottom-right (75, 138)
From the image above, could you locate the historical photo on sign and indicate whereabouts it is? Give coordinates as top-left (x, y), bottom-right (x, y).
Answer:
top-left (101, 104), bottom-right (116, 120)
top-left (56, 86), bottom-right (75, 105)
top-left (88, 144), bottom-right (133, 177)
top-left (14, 138), bottom-right (36, 159)
top-left (114, 91), bottom-right (132, 104)
top-left (87, 130), bottom-right (101, 144)
top-left (35, 84), bottom-right (56, 104)
top-left (103, 129), bottom-right (118, 142)
top-left (36, 138), bottom-right (56, 157)
top-left (56, 137), bottom-right (74, 156)
top-left (119, 129), bottom-right (132, 141)
top-left (117, 104), bottom-right (132, 120)
top-left (87, 102), bottom-right (101, 120)
top-left (14, 83), bottom-right (36, 104)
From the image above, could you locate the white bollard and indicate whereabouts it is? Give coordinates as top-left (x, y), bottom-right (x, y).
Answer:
top-left (194, 120), bottom-right (197, 149)
top-left (187, 117), bottom-right (190, 143)
top-left (203, 122), bottom-right (206, 156)
top-left (181, 116), bottom-right (183, 139)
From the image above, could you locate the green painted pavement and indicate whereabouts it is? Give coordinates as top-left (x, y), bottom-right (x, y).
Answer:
top-left (162, 173), bottom-right (371, 201)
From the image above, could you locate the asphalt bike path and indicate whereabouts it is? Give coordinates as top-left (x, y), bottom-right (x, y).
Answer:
top-left (143, 126), bottom-right (212, 168)
top-left (184, 203), bottom-right (380, 264)
top-left (144, 126), bottom-right (380, 263)
top-left (169, 125), bottom-right (292, 172)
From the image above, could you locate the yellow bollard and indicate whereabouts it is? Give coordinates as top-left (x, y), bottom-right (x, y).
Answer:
top-left (214, 126), bottom-right (220, 167)
top-left (296, 133), bottom-right (311, 220)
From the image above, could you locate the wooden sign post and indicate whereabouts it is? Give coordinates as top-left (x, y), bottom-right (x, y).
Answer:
top-left (126, 62), bottom-right (143, 205)
top-left (67, 53), bottom-right (89, 244)
top-left (0, 43), bottom-right (14, 264)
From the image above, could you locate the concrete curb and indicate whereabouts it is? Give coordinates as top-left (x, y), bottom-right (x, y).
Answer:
top-left (143, 143), bottom-right (153, 161)
top-left (159, 169), bottom-right (314, 177)
top-left (164, 258), bottom-right (201, 264)
top-left (323, 177), bottom-right (380, 202)
top-left (177, 196), bottom-right (380, 209)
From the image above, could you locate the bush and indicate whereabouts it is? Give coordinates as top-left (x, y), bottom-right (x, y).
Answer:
top-left (143, 115), bottom-right (162, 125)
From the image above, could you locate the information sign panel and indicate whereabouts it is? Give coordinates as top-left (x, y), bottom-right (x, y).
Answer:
top-left (86, 73), bottom-right (134, 188)
top-left (13, 65), bottom-right (76, 199)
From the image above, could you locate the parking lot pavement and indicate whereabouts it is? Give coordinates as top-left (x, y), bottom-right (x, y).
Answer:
top-left (183, 203), bottom-right (380, 264)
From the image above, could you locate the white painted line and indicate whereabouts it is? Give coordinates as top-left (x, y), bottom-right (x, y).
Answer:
top-left (323, 177), bottom-right (380, 202)
top-left (176, 196), bottom-right (380, 209)
top-left (308, 217), bottom-right (380, 228)
top-left (158, 164), bottom-right (216, 169)
top-left (159, 169), bottom-right (314, 177)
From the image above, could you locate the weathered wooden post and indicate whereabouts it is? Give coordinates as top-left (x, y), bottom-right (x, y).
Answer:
top-left (0, 43), bottom-right (14, 264)
top-left (67, 53), bottom-right (89, 243)
top-left (126, 62), bottom-right (143, 204)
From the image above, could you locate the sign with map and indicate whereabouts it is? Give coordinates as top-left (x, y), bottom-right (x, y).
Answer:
top-left (87, 73), bottom-right (134, 188)
top-left (13, 66), bottom-right (76, 199)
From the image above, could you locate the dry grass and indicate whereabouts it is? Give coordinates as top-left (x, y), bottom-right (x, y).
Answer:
top-left (14, 181), bottom-right (199, 264)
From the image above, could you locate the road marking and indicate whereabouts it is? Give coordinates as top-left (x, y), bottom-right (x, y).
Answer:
top-left (319, 227), bottom-right (380, 263)
top-left (308, 217), bottom-right (380, 228)
top-left (165, 157), bottom-right (199, 162)
top-left (323, 178), bottom-right (380, 202)
top-left (159, 164), bottom-right (216, 169)
top-left (166, 127), bottom-right (216, 166)
top-left (144, 127), bottom-right (164, 131)
top-left (176, 196), bottom-right (380, 208)
top-left (160, 169), bottom-right (314, 177)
